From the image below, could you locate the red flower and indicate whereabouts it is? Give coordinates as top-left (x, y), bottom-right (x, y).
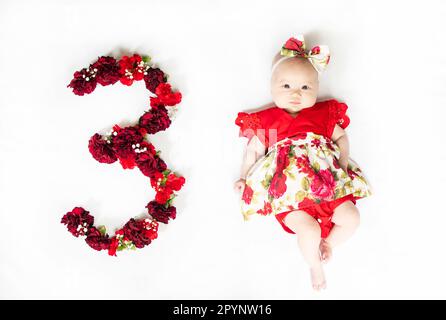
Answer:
top-left (92, 56), bottom-right (121, 86)
top-left (108, 237), bottom-right (119, 256)
top-left (122, 219), bottom-right (152, 248)
top-left (150, 171), bottom-right (165, 188)
top-left (268, 172), bottom-right (287, 198)
top-left (155, 187), bottom-right (173, 204)
top-left (88, 133), bottom-right (117, 164)
top-left (296, 155), bottom-right (314, 177)
top-left (67, 68), bottom-right (97, 96)
top-left (310, 169), bottom-right (336, 200)
top-left (257, 201), bottom-right (272, 215)
top-left (112, 126), bottom-right (144, 159)
top-left (311, 46), bottom-right (321, 55)
top-left (119, 54), bottom-right (145, 86)
top-left (138, 105), bottom-right (171, 134)
top-left (135, 152), bottom-right (158, 178)
top-left (85, 227), bottom-right (110, 251)
top-left (155, 83), bottom-right (182, 106)
top-left (165, 173), bottom-right (185, 191)
top-left (150, 96), bottom-right (164, 108)
top-left (146, 201), bottom-right (177, 224)
top-left (61, 207), bottom-right (94, 237)
top-left (242, 184), bottom-right (254, 204)
top-left (311, 139), bottom-right (321, 148)
top-left (155, 156), bottom-right (167, 172)
top-left (276, 144), bottom-right (291, 170)
top-left (118, 156), bottom-right (136, 169)
top-left (332, 157), bottom-right (341, 169)
top-left (347, 168), bottom-right (356, 180)
top-left (143, 68), bottom-right (166, 93)
top-left (326, 141), bottom-right (335, 151)
top-left (284, 37), bottom-right (305, 55)
top-left (145, 229), bottom-right (158, 240)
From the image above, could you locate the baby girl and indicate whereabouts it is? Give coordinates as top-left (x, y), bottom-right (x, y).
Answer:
top-left (233, 36), bottom-right (372, 291)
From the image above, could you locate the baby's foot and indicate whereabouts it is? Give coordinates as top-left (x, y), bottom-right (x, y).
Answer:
top-left (310, 264), bottom-right (327, 291)
top-left (319, 239), bottom-right (332, 264)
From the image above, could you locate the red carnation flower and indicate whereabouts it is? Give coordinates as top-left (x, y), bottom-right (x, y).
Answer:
top-left (138, 105), bottom-right (171, 134)
top-left (67, 68), bottom-right (97, 96)
top-left (143, 68), bottom-right (166, 93)
top-left (61, 207), bottom-right (94, 237)
top-left (155, 83), bottom-right (182, 106)
top-left (92, 56), bottom-right (121, 86)
top-left (155, 187), bottom-right (173, 204)
top-left (85, 227), bottom-right (110, 251)
top-left (165, 173), bottom-right (185, 191)
top-left (155, 156), bottom-right (167, 172)
top-left (150, 96), bottom-right (164, 108)
top-left (122, 219), bottom-right (152, 248)
top-left (150, 172), bottom-right (165, 189)
top-left (119, 54), bottom-right (145, 86)
top-left (118, 156), bottom-right (137, 169)
top-left (88, 133), bottom-right (117, 164)
top-left (112, 126), bottom-right (144, 159)
top-left (108, 237), bottom-right (119, 256)
top-left (146, 201), bottom-right (177, 224)
top-left (135, 151), bottom-right (158, 178)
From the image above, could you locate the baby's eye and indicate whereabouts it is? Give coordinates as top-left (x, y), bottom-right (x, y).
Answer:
top-left (283, 84), bottom-right (290, 89)
top-left (302, 85), bottom-right (310, 90)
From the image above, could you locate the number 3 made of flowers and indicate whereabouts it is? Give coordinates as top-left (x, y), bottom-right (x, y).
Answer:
top-left (62, 54), bottom-right (185, 256)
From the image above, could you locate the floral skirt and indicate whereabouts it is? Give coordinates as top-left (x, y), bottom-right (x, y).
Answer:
top-left (240, 132), bottom-right (372, 232)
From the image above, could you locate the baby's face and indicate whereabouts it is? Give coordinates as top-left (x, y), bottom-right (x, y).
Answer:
top-left (271, 57), bottom-right (319, 113)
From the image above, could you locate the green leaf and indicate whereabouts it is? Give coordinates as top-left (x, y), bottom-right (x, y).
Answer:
top-left (142, 56), bottom-right (151, 63)
top-left (332, 170), bottom-right (339, 181)
top-left (295, 190), bottom-right (306, 202)
top-left (301, 177), bottom-right (310, 191)
top-left (261, 174), bottom-right (273, 189)
top-left (97, 225), bottom-right (107, 236)
top-left (312, 162), bottom-right (320, 172)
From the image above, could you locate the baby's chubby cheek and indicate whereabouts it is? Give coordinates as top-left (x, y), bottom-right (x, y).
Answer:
top-left (271, 88), bottom-right (287, 108)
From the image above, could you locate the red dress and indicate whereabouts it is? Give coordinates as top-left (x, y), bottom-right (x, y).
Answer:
top-left (235, 99), bottom-right (371, 238)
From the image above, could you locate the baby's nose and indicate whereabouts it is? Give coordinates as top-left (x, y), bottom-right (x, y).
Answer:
top-left (291, 89), bottom-right (301, 96)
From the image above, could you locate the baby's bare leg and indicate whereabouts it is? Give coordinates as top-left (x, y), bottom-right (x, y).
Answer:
top-left (325, 200), bottom-right (360, 248)
top-left (284, 210), bottom-right (326, 290)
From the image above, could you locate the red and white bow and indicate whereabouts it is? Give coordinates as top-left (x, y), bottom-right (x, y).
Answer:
top-left (272, 35), bottom-right (330, 74)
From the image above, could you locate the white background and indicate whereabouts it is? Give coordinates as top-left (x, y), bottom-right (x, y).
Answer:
top-left (1, 0), bottom-right (445, 299)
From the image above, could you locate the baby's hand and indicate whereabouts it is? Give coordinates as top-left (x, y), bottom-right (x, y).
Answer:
top-left (233, 178), bottom-right (246, 194)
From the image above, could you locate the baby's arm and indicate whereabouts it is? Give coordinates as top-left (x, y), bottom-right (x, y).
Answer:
top-left (234, 135), bottom-right (267, 194)
top-left (331, 124), bottom-right (349, 172)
